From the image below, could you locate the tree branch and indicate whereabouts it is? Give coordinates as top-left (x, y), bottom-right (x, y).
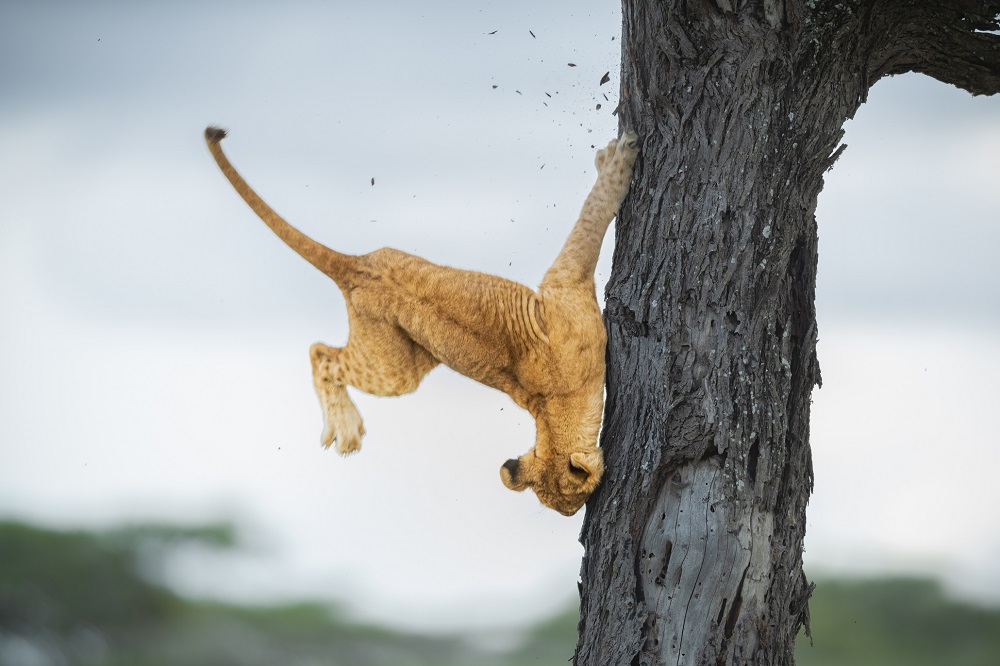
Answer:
top-left (873, 0), bottom-right (1000, 96)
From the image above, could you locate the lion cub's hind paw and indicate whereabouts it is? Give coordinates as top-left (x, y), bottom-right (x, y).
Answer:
top-left (333, 429), bottom-right (364, 456)
top-left (320, 404), bottom-right (366, 456)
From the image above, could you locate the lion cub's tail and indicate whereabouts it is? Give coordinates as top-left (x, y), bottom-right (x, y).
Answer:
top-left (205, 127), bottom-right (354, 282)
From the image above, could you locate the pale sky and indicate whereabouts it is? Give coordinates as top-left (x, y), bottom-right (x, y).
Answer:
top-left (1, 1), bottom-right (998, 632)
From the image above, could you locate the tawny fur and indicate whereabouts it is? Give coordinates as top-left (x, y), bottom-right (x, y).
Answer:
top-left (205, 127), bottom-right (638, 515)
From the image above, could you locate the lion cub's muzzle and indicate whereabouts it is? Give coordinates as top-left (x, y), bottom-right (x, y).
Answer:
top-left (499, 455), bottom-right (597, 516)
top-left (500, 458), bottom-right (526, 490)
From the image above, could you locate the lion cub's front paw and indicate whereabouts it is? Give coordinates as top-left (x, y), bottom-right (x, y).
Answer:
top-left (594, 132), bottom-right (639, 208)
top-left (613, 132), bottom-right (638, 170)
top-left (594, 139), bottom-right (617, 172)
top-left (595, 132), bottom-right (639, 178)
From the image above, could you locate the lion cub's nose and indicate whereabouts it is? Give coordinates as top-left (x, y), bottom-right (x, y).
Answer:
top-left (502, 458), bottom-right (520, 480)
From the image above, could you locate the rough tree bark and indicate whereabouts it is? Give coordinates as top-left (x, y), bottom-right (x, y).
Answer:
top-left (575, 1), bottom-right (1000, 664)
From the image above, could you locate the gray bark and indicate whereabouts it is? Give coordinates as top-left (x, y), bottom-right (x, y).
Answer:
top-left (575, 1), bottom-right (1000, 664)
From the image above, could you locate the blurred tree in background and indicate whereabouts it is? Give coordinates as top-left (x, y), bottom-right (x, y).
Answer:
top-left (1, 520), bottom-right (998, 665)
top-left (796, 578), bottom-right (1000, 666)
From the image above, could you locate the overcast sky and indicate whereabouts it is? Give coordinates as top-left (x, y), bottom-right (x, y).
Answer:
top-left (1, 1), bottom-right (998, 632)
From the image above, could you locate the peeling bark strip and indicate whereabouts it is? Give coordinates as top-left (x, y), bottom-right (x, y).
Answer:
top-left (575, 1), bottom-right (999, 665)
top-left (635, 456), bottom-right (775, 665)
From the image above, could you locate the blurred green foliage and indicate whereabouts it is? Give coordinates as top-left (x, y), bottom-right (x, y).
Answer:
top-left (1, 520), bottom-right (998, 665)
top-left (0, 520), bottom-right (563, 665)
top-left (797, 577), bottom-right (1000, 666)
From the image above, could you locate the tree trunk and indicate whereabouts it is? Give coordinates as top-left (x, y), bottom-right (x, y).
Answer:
top-left (575, 1), bottom-right (1000, 664)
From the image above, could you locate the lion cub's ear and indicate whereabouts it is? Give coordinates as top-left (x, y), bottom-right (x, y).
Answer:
top-left (569, 450), bottom-right (604, 487)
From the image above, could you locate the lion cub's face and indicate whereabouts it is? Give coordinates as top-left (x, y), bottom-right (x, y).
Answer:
top-left (499, 448), bottom-right (604, 516)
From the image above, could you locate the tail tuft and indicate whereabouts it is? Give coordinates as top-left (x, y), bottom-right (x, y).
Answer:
top-left (205, 126), bottom-right (228, 144)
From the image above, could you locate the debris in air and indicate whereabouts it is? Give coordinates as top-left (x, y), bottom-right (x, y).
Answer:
top-left (529, 30), bottom-right (536, 38)
top-left (596, 104), bottom-right (602, 110)
top-left (568, 63), bottom-right (577, 67)
top-left (600, 72), bottom-right (610, 85)
top-left (371, 177), bottom-right (375, 186)
top-left (488, 30), bottom-right (497, 35)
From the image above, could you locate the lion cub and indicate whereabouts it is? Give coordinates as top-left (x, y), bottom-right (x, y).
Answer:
top-left (205, 127), bottom-right (638, 515)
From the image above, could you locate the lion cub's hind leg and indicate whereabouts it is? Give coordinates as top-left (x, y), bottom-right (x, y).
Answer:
top-left (310, 315), bottom-right (438, 455)
top-left (310, 344), bottom-right (366, 455)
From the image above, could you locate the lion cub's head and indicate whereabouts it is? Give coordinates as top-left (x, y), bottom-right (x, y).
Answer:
top-left (499, 447), bottom-right (603, 516)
